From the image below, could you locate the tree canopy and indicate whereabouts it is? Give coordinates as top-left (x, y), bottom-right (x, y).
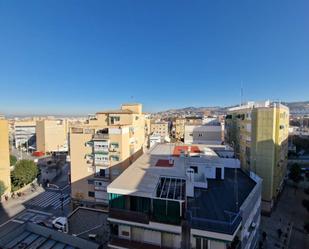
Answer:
top-left (289, 163), bottom-right (302, 183)
top-left (0, 180), bottom-right (6, 196)
top-left (10, 155), bottom-right (17, 166)
top-left (11, 160), bottom-right (38, 189)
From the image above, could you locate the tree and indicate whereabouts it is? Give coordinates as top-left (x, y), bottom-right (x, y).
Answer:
top-left (302, 199), bottom-right (309, 212)
top-left (10, 155), bottom-right (17, 166)
top-left (304, 222), bottom-right (309, 234)
top-left (289, 163), bottom-right (302, 184)
top-left (0, 180), bottom-right (6, 196)
top-left (11, 160), bottom-right (38, 189)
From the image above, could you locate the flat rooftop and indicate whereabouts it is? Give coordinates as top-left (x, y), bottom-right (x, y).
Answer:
top-left (107, 143), bottom-right (240, 198)
top-left (187, 168), bottom-right (255, 222)
top-left (0, 222), bottom-right (99, 249)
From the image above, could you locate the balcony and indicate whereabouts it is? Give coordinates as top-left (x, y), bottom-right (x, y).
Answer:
top-left (93, 133), bottom-right (109, 140)
top-left (187, 211), bottom-right (242, 235)
top-left (94, 160), bottom-right (109, 167)
top-left (94, 173), bottom-right (110, 181)
top-left (109, 208), bottom-right (149, 224)
top-left (109, 237), bottom-right (173, 249)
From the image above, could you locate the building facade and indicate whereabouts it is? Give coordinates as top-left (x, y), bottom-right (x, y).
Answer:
top-left (14, 120), bottom-right (36, 149)
top-left (225, 101), bottom-right (289, 213)
top-left (0, 117), bottom-right (11, 195)
top-left (70, 103), bottom-right (147, 208)
top-left (175, 117), bottom-right (203, 141)
top-left (107, 143), bottom-right (261, 249)
top-left (184, 121), bottom-right (223, 145)
top-left (150, 121), bottom-right (169, 139)
top-left (36, 119), bottom-right (68, 153)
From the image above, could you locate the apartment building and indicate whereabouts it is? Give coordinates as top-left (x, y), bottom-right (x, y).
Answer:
top-left (175, 117), bottom-right (203, 141)
top-left (107, 143), bottom-right (262, 249)
top-left (14, 120), bottom-right (36, 149)
top-left (70, 103), bottom-right (147, 208)
top-left (184, 119), bottom-right (224, 145)
top-left (225, 101), bottom-right (289, 213)
top-left (150, 121), bottom-right (169, 138)
top-left (36, 119), bottom-right (68, 153)
top-left (0, 116), bottom-right (11, 195)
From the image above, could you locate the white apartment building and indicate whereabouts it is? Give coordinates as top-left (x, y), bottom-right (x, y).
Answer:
top-left (14, 120), bottom-right (36, 149)
top-left (184, 121), bottom-right (223, 145)
top-left (107, 143), bottom-right (262, 249)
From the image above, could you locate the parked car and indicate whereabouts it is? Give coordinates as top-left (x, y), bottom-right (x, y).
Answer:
top-left (52, 217), bottom-right (67, 232)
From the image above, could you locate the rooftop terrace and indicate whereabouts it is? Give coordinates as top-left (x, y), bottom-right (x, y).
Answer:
top-left (187, 168), bottom-right (256, 234)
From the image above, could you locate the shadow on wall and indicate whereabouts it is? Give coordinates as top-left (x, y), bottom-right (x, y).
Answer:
top-left (70, 147), bottom-right (144, 210)
top-left (250, 137), bottom-right (288, 214)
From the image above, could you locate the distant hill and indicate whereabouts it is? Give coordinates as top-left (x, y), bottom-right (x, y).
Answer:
top-left (155, 101), bottom-right (309, 116)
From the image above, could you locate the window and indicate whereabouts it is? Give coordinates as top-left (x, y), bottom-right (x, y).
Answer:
top-left (88, 191), bottom-right (95, 197)
top-left (110, 142), bottom-right (119, 149)
top-left (190, 166), bottom-right (198, 173)
top-left (110, 155), bottom-right (120, 161)
top-left (87, 179), bottom-right (94, 185)
top-left (110, 116), bottom-right (120, 124)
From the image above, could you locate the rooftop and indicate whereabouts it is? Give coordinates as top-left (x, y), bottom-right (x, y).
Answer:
top-left (187, 168), bottom-right (256, 234)
top-left (107, 143), bottom-right (240, 198)
top-left (68, 207), bottom-right (109, 245)
top-left (96, 109), bottom-right (135, 114)
top-left (0, 222), bottom-right (99, 249)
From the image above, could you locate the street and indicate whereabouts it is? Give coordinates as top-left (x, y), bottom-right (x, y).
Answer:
top-left (260, 183), bottom-right (309, 249)
top-left (0, 160), bottom-right (71, 230)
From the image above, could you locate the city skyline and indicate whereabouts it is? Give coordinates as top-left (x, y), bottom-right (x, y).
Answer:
top-left (1, 0), bottom-right (309, 115)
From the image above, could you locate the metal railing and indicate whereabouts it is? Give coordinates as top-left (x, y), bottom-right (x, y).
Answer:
top-left (109, 208), bottom-right (149, 224)
top-left (187, 210), bottom-right (242, 235)
top-left (93, 133), bottom-right (109, 140)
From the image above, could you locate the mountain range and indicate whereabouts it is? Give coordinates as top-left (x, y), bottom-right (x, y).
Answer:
top-left (155, 101), bottom-right (309, 116)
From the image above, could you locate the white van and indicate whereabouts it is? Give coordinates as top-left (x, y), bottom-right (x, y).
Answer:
top-left (52, 217), bottom-right (67, 232)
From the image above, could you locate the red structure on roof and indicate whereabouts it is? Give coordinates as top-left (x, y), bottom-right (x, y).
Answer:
top-left (173, 146), bottom-right (200, 157)
top-left (155, 159), bottom-right (174, 167)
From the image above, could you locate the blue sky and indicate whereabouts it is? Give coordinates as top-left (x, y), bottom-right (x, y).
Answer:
top-left (0, 0), bottom-right (308, 115)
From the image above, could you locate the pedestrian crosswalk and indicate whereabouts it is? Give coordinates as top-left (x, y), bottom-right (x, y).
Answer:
top-left (26, 191), bottom-right (70, 210)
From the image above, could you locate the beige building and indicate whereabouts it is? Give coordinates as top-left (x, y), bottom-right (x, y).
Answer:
top-left (0, 116), bottom-right (11, 195)
top-left (150, 121), bottom-right (169, 138)
top-left (225, 101), bottom-right (289, 213)
top-left (70, 103), bottom-right (147, 208)
top-left (36, 119), bottom-right (68, 153)
top-left (14, 120), bottom-right (36, 149)
top-left (175, 117), bottom-right (203, 141)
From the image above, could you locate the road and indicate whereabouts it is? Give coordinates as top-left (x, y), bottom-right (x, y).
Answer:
top-left (0, 162), bottom-right (71, 229)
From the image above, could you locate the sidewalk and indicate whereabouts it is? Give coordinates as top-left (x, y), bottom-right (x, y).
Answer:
top-left (260, 184), bottom-right (309, 249)
top-left (0, 186), bottom-right (45, 223)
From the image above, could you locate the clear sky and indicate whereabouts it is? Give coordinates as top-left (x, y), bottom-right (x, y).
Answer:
top-left (0, 0), bottom-right (308, 115)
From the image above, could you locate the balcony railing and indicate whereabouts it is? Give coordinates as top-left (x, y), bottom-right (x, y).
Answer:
top-left (94, 161), bottom-right (109, 167)
top-left (109, 208), bottom-right (149, 224)
top-left (187, 210), bottom-right (242, 235)
top-left (109, 237), bottom-right (173, 249)
top-left (93, 133), bottom-right (109, 140)
top-left (93, 173), bottom-right (110, 181)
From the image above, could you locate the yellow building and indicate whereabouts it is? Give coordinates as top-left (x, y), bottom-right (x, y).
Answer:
top-left (70, 103), bottom-right (147, 208)
top-left (36, 119), bottom-right (68, 153)
top-left (225, 101), bottom-right (289, 213)
top-left (175, 117), bottom-right (203, 141)
top-left (150, 121), bottom-right (169, 138)
top-left (0, 117), bottom-right (11, 195)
